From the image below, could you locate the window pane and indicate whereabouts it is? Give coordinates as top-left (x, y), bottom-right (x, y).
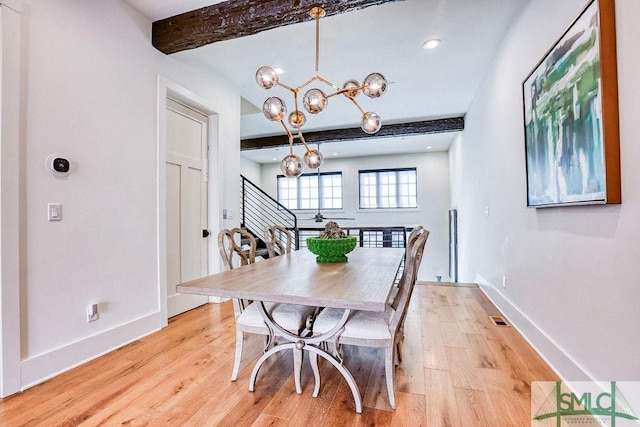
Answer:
top-left (359, 171), bottom-right (377, 209)
top-left (298, 175), bottom-right (318, 210)
top-left (278, 177), bottom-right (298, 209)
top-left (320, 173), bottom-right (342, 210)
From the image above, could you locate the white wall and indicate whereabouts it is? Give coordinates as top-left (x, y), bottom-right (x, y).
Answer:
top-left (15, 0), bottom-right (241, 389)
top-left (450, 0), bottom-right (640, 381)
top-left (257, 152), bottom-right (451, 282)
top-left (240, 157), bottom-right (262, 186)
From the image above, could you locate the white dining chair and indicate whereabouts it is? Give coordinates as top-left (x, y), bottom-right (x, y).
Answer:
top-left (311, 229), bottom-right (429, 408)
top-left (218, 228), bottom-right (316, 387)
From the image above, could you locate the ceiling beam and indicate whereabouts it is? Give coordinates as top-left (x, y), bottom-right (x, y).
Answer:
top-left (240, 117), bottom-right (465, 151)
top-left (152, 0), bottom-right (404, 55)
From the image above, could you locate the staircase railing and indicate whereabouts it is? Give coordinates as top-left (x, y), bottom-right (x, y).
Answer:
top-left (240, 175), bottom-right (299, 249)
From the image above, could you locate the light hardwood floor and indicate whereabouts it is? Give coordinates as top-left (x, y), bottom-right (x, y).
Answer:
top-left (0, 283), bottom-right (558, 426)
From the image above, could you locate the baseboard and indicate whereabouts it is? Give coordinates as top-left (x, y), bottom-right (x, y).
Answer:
top-left (475, 273), bottom-right (593, 382)
top-left (418, 280), bottom-right (478, 288)
top-left (21, 312), bottom-right (162, 390)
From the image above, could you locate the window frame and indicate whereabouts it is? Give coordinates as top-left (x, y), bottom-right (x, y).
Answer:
top-left (358, 167), bottom-right (418, 210)
top-left (277, 171), bottom-right (343, 211)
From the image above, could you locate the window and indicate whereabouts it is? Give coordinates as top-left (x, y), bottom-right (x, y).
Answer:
top-left (359, 228), bottom-right (406, 248)
top-left (359, 168), bottom-right (417, 209)
top-left (277, 172), bottom-right (343, 210)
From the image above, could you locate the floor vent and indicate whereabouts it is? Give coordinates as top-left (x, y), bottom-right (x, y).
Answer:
top-left (490, 316), bottom-right (509, 327)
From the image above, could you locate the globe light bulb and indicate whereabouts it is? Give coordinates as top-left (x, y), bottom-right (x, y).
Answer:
top-left (303, 149), bottom-right (324, 169)
top-left (303, 89), bottom-right (328, 114)
top-left (263, 97), bottom-right (286, 122)
top-left (288, 110), bottom-right (307, 129)
top-left (342, 79), bottom-right (360, 98)
top-left (362, 73), bottom-right (388, 98)
top-left (255, 66), bottom-right (279, 89)
top-left (281, 154), bottom-right (303, 177)
top-left (361, 112), bottom-right (382, 134)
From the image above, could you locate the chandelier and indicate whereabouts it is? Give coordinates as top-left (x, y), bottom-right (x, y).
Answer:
top-left (255, 6), bottom-right (388, 178)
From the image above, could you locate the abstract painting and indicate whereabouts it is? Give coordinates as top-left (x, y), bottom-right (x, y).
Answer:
top-left (522, 0), bottom-right (620, 208)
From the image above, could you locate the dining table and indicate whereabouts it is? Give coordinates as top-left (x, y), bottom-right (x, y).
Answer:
top-left (176, 246), bottom-right (405, 413)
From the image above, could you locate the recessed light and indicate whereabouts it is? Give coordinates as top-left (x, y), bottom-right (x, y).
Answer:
top-left (332, 153), bottom-right (338, 156)
top-left (422, 39), bottom-right (441, 50)
top-left (274, 67), bottom-right (285, 74)
top-left (427, 146), bottom-right (433, 150)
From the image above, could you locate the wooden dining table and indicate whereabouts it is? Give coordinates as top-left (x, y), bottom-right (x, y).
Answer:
top-left (176, 246), bottom-right (405, 413)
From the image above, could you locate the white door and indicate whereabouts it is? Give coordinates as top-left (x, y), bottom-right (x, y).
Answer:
top-left (166, 98), bottom-right (209, 317)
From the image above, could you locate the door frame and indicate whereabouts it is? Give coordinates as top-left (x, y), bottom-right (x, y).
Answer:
top-left (157, 77), bottom-right (221, 327)
top-left (0, 0), bottom-right (22, 398)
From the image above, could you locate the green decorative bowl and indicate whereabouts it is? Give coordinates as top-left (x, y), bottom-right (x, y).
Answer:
top-left (306, 236), bottom-right (357, 263)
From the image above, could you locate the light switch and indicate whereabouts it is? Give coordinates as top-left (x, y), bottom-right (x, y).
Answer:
top-left (48, 203), bottom-right (62, 221)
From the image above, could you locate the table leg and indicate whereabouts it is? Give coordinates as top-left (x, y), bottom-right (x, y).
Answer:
top-left (248, 341), bottom-right (362, 413)
top-left (249, 342), bottom-right (297, 392)
top-left (305, 345), bottom-right (362, 413)
top-left (252, 303), bottom-right (363, 413)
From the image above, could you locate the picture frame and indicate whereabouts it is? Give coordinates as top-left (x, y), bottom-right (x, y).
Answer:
top-left (522, 0), bottom-right (620, 208)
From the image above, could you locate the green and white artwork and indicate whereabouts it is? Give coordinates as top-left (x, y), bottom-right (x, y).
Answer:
top-left (523, 0), bottom-right (606, 207)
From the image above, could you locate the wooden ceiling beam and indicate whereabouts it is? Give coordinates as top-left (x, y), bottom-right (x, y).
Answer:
top-left (152, 0), bottom-right (403, 55)
top-left (240, 116), bottom-right (465, 151)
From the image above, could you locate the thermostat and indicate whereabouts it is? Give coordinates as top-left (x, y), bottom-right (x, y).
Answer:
top-left (45, 153), bottom-right (71, 178)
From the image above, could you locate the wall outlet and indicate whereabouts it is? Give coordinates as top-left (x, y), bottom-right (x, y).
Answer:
top-left (502, 276), bottom-right (507, 289)
top-left (87, 303), bottom-right (99, 322)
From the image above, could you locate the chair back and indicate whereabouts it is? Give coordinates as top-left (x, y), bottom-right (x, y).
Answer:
top-left (389, 230), bottom-right (428, 326)
top-left (217, 228), bottom-right (257, 270)
top-left (392, 228), bottom-right (429, 310)
top-left (389, 231), bottom-right (429, 336)
top-left (406, 226), bottom-right (424, 255)
top-left (217, 228), bottom-right (257, 318)
top-left (265, 225), bottom-right (293, 258)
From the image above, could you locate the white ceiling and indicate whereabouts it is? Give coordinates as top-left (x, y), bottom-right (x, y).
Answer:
top-left (123, 0), bottom-right (530, 164)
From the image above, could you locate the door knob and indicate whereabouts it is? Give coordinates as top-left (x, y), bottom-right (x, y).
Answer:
top-left (202, 229), bottom-right (210, 238)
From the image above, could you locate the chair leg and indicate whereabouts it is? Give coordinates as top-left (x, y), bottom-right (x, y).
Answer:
top-left (293, 348), bottom-right (303, 394)
top-left (310, 351), bottom-right (321, 397)
top-left (231, 329), bottom-right (244, 381)
top-left (395, 334), bottom-right (404, 365)
top-left (385, 346), bottom-right (397, 409)
top-left (263, 331), bottom-right (274, 352)
top-left (332, 342), bottom-right (344, 364)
